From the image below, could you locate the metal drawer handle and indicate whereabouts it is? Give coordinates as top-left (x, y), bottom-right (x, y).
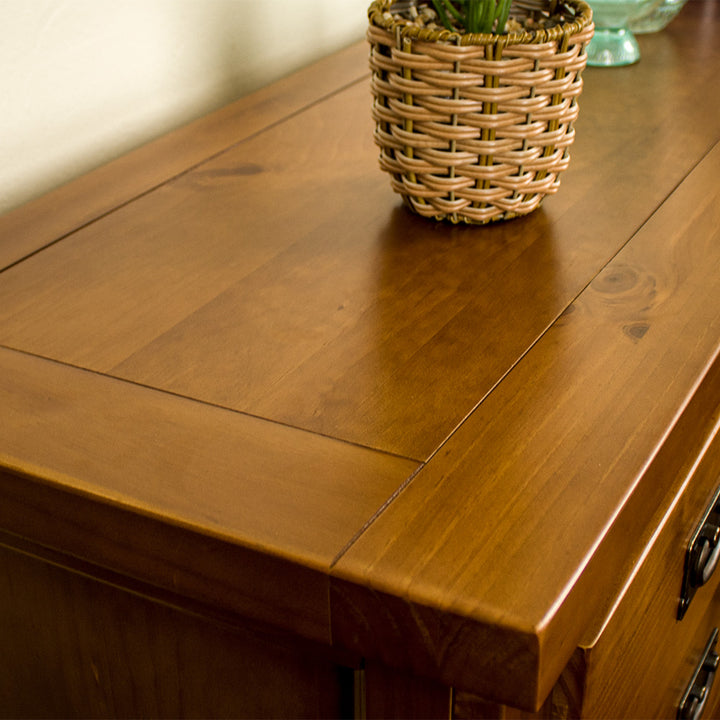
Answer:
top-left (678, 628), bottom-right (719, 720)
top-left (691, 524), bottom-right (720, 587)
top-left (679, 485), bottom-right (720, 620)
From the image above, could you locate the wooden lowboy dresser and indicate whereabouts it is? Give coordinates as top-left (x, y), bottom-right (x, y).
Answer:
top-left (1, 2), bottom-right (720, 717)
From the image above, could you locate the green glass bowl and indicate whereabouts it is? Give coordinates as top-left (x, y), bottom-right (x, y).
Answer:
top-left (586, 0), bottom-right (663, 66)
top-left (630, 0), bottom-right (689, 33)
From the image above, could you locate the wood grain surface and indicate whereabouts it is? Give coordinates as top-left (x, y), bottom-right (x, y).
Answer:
top-left (0, 345), bottom-right (416, 642)
top-left (0, 5), bottom-right (718, 464)
top-left (574, 413), bottom-right (720, 718)
top-left (1, 2), bottom-right (719, 714)
top-left (331, 140), bottom-right (720, 709)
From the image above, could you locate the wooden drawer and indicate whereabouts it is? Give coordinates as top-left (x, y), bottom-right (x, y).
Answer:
top-left (558, 415), bottom-right (720, 719)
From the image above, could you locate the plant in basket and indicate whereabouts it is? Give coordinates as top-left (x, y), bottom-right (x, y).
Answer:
top-left (367, 0), bottom-right (595, 224)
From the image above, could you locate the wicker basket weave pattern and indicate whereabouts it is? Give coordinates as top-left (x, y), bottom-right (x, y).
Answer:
top-left (368, 0), bottom-right (594, 224)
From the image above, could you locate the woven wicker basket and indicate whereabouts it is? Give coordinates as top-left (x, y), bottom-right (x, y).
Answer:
top-left (368, 0), bottom-right (594, 224)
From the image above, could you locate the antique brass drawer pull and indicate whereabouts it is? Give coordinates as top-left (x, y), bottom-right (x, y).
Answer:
top-left (678, 628), bottom-right (719, 720)
top-left (679, 484), bottom-right (720, 620)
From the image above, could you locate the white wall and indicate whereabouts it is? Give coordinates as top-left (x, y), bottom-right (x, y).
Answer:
top-left (0, 0), bottom-right (369, 215)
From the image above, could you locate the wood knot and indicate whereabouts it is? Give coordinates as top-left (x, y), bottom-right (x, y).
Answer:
top-left (590, 264), bottom-right (658, 338)
top-left (590, 264), bottom-right (657, 309)
top-left (623, 322), bottom-right (650, 341)
top-left (592, 265), bottom-right (641, 295)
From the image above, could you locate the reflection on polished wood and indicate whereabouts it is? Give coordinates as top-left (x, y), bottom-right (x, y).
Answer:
top-left (1, 2), bottom-right (720, 717)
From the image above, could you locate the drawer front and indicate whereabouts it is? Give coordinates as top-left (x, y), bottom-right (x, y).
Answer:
top-left (579, 418), bottom-right (720, 719)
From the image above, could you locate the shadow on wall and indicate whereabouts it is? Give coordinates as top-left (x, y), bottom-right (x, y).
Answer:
top-left (0, 0), bottom-right (368, 216)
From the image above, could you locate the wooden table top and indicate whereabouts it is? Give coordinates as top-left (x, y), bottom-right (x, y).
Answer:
top-left (1, 1), bottom-right (719, 709)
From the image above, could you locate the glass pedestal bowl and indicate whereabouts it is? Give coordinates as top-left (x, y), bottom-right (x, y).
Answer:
top-left (586, 0), bottom-right (663, 66)
top-left (630, 0), bottom-right (689, 33)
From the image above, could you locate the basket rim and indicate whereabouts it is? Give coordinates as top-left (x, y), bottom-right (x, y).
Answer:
top-left (368, 0), bottom-right (594, 47)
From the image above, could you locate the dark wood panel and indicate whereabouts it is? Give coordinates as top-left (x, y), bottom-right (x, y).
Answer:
top-left (0, 41), bottom-right (369, 272)
top-left (0, 543), bottom-right (350, 718)
top-left (331, 141), bottom-right (720, 710)
top-left (363, 661), bottom-right (452, 720)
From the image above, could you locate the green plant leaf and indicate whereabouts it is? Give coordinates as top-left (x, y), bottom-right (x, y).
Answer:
top-left (428, 0), bottom-right (513, 34)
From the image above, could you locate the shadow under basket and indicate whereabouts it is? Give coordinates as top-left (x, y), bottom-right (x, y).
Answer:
top-left (368, 0), bottom-right (595, 224)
